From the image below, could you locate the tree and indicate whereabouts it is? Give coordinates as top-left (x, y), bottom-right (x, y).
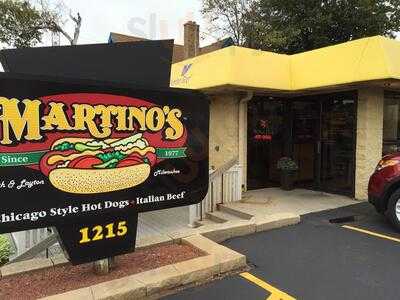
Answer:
top-left (38, 0), bottom-right (82, 45)
top-left (249, 0), bottom-right (400, 54)
top-left (201, 0), bottom-right (257, 46)
top-left (0, 0), bottom-right (82, 48)
top-left (0, 0), bottom-right (43, 48)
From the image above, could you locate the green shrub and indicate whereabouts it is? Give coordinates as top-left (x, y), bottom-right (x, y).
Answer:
top-left (0, 235), bottom-right (11, 264)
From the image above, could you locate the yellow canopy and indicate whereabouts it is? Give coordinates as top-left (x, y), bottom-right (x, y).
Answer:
top-left (170, 36), bottom-right (400, 91)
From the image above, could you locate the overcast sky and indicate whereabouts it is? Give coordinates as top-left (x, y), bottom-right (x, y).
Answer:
top-left (51, 0), bottom-right (211, 46)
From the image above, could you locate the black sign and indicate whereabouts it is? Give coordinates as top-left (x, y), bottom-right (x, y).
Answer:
top-left (0, 73), bottom-right (209, 263)
top-left (0, 40), bottom-right (174, 88)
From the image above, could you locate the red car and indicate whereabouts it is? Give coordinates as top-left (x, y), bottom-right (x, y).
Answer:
top-left (368, 153), bottom-right (400, 230)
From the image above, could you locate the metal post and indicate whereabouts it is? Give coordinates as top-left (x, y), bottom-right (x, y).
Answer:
top-left (188, 204), bottom-right (198, 228)
top-left (93, 257), bottom-right (115, 275)
top-left (221, 173), bottom-right (224, 204)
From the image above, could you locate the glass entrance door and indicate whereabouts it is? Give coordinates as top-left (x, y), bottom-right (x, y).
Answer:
top-left (291, 101), bottom-right (321, 189)
top-left (291, 93), bottom-right (356, 196)
top-left (320, 96), bottom-right (355, 195)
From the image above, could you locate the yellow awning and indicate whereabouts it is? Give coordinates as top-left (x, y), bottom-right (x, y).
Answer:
top-left (170, 36), bottom-right (400, 91)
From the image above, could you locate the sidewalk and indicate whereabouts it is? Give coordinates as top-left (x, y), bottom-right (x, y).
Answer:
top-left (23, 188), bottom-right (358, 259)
top-left (136, 188), bottom-right (358, 244)
top-left (222, 188), bottom-right (359, 217)
top-left (134, 188), bottom-right (359, 240)
top-left (138, 207), bottom-right (190, 238)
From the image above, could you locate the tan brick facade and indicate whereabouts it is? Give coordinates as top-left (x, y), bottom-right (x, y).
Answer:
top-left (355, 88), bottom-right (384, 200)
top-left (209, 94), bottom-right (240, 170)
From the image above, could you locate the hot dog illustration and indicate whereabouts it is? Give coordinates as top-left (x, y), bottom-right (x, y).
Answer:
top-left (40, 133), bottom-right (156, 194)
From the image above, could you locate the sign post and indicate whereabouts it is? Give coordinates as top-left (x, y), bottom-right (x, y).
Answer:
top-left (0, 73), bottom-right (209, 265)
top-left (93, 258), bottom-right (115, 275)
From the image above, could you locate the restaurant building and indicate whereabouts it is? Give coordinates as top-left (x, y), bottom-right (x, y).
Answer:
top-left (170, 34), bottom-right (400, 200)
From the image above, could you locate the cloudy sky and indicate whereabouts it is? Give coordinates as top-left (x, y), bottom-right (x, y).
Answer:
top-left (49, 0), bottom-right (211, 46)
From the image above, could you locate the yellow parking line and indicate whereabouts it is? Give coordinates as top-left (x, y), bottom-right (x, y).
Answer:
top-left (342, 225), bottom-right (400, 243)
top-left (266, 294), bottom-right (286, 300)
top-left (240, 272), bottom-right (296, 300)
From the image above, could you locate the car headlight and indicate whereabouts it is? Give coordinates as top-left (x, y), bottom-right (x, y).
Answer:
top-left (376, 159), bottom-right (400, 171)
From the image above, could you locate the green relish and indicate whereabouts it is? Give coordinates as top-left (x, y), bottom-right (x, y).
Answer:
top-left (97, 151), bottom-right (127, 164)
top-left (53, 141), bottom-right (75, 151)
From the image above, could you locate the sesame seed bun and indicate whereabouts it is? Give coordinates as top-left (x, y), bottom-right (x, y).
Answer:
top-left (49, 163), bottom-right (150, 194)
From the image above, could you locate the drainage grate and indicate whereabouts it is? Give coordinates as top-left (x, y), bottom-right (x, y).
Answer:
top-left (329, 215), bottom-right (357, 224)
top-left (247, 261), bottom-right (258, 269)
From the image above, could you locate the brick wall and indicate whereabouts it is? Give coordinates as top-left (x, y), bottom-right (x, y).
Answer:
top-left (209, 94), bottom-right (240, 170)
top-left (184, 21), bottom-right (199, 59)
top-left (355, 88), bottom-right (384, 199)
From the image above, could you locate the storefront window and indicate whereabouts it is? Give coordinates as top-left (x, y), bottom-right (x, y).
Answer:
top-left (246, 92), bottom-right (356, 195)
top-left (247, 97), bottom-right (285, 190)
top-left (383, 92), bottom-right (400, 155)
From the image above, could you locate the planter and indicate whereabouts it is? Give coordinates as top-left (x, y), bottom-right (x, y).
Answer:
top-left (280, 171), bottom-right (297, 191)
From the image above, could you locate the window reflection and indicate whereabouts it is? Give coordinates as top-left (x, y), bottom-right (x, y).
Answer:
top-left (383, 92), bottom-right (400, 155)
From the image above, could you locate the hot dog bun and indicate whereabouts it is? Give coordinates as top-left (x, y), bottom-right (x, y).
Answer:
top-left (49, 163), bottom-right (150, 194)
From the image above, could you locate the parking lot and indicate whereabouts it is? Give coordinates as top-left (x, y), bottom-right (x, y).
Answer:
top-left (165, 202), bottom-right (400, 300)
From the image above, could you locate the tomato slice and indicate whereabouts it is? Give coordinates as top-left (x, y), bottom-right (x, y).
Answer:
top-left (69, 156), bottom-right (103, 169)
top-left (145, 152), bottom-right (157, 167)
top-left (126, 153), bottom-right (142, 161)
top-left (117, 157), bottom-right (143, 168)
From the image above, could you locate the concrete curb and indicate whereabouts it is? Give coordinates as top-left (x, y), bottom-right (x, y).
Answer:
top-left (254, 213), bottom-right (300, 232)
top-left (0, 212), bottom-right (300, 278)
top-left (167, 212), bottom-right (300, 243)
top-left (40, 235), bottom-right (247, 300)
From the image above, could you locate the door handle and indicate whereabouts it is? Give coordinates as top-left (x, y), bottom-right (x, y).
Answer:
top-left (317, 141), bottom-right (321, 154)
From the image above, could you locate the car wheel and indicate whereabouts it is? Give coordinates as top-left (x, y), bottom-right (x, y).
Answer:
top-left (386, 189), bottom-right (400, 231)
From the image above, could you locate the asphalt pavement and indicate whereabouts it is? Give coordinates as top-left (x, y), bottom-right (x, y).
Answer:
top-left (164, 202), bottom-right (400, 300)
